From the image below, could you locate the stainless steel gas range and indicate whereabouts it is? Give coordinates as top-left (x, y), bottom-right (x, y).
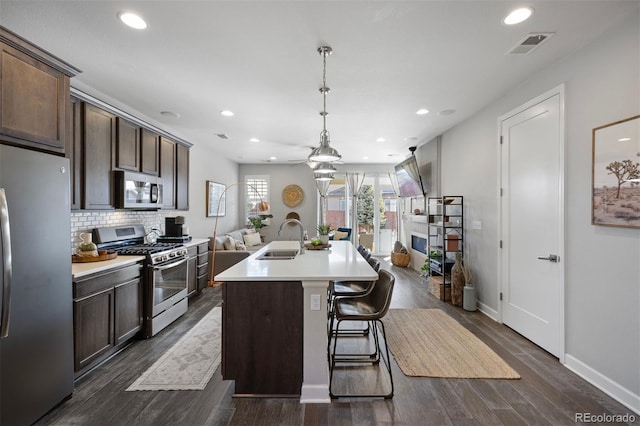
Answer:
top-left (93, 224), bottom-right (189, 337)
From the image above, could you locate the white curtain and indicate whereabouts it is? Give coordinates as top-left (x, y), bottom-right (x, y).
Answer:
top-left (388, 171), bottom-right (400, 197)
top-left (345, 172), bottom-right (366, 244)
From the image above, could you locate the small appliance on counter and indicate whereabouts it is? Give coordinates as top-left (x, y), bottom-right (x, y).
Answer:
top-left (158, 216), bottom-right (192, 243)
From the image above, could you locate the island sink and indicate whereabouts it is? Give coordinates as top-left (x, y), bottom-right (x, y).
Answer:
top-left (257, 249), bottom-right (299, 260)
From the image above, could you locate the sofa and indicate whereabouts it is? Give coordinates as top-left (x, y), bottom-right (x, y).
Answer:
top-left (208, 228), bottom-right (266, 277)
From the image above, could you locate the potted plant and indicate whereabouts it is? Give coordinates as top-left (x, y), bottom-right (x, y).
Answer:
top-left (419, 260), bottom-right (430, 285)
top-left (248, 214), bottom-right (273, 232)
top-left (316, 224), bottom-right (333, 245)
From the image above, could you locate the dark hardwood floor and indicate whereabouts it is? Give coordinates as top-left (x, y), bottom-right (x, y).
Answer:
top-left (38, 257), bottom-right (638, 426)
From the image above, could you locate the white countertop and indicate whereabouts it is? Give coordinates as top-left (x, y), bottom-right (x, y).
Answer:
top-left (215, 240), bottom-right (377, 282)
top-left (183, 238), bottom-right (209, 248)
top-left (72, 255), bottom-right (145, 279)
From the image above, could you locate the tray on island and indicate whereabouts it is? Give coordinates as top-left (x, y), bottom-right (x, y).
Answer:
top-left (72, 250), bottom-right (118, 263)
top-left (304, 243), bottom-right (331, 250)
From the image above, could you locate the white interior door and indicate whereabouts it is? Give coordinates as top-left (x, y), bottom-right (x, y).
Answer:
top-left (499, 87), bottom-right (564, 358)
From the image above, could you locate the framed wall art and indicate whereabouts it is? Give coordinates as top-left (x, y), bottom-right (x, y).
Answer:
top-left (206, 181), bottom-right (226, 217)
top-left (592, 115), bottom-right (640, 228)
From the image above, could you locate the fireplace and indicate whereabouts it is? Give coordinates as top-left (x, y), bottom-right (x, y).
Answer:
top-left (409, 232), bottom-right (428, 270)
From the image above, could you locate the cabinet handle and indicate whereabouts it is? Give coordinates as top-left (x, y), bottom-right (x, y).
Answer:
top-left (0, 189), bottom-right (12, 338)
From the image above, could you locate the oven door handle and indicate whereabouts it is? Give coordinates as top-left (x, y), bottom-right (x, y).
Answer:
top-left (151, 256), bottom-right (188, 271)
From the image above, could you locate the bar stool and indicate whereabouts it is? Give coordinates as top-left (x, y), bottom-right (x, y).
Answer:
top-left (327, 257), bottom-right (380, 335)
top-left (328, 269), bottom-right (395, 399)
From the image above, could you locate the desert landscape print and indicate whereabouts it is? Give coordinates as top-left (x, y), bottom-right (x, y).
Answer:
top-left (592, 115), bottom-right (640, 228)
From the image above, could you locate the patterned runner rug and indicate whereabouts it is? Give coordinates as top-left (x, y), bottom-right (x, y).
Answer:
top-left (126, 306), bottom-right (221, 391)
top-left (385, 309), bottom-right (520, 379)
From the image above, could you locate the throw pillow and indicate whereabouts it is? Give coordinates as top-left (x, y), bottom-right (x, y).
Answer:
top-left (333, 231), bottom-right (348, 240)
top-left (214, 236), bottom-right (226, 250)
top-left (235, 241), bottom-right (247, 251)
top-left (245, 228), bottom-right (257, 234)
top-left (223, 235), bottom-right (236, 250)
top-left (243, 232), bottom-right (262, 247)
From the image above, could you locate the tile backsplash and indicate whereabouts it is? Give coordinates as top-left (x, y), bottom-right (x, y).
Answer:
top-left (70, 210), bottom-right (173, 253)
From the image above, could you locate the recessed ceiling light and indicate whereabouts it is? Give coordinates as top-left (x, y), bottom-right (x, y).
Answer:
top-left (249, 138), bottom-right (260, 143)
top-left (376, 137), bottom-right (386, 143)
top-left (220, 110), bottom-right (234, 117)
top-left (160, 111), bottom-right (180, 118)
top-left (503, 7), bottom-right (534, 25)
top-left (363, 156), bottom-right (369, 160)
top-left (416, 109), bottom-right (429, 115)
top-left (618, 137), bottom-right (631, 142)
top-left (438, 109), bottom-right (456, 116)
top-left (118, 12), bottom-right (148, 30)
top-left (269, 156), bottom-right (277, 160)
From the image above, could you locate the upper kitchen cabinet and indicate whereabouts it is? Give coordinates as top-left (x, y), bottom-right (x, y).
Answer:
top-left (115, 118), bottom-right (141, 172)
top-left (0, 26), bottom-right (80, 154)
top-left (141, 128), bottom-right (160, 176)
top-left (176, 143), bottom-right (189, 210)
top-left (83, 103), bottom-right (116, 210)
top-left (160, 136), bottom-right (176, 209)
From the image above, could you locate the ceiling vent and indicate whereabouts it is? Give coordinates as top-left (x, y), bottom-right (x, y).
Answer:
top-left (215, 133), bottom-right (229, 140)
top-left (507, 32), bottom-right (554, 55)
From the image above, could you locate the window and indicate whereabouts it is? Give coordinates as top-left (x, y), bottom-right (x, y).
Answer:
top-left (245, 175), bottom-right (270, 222)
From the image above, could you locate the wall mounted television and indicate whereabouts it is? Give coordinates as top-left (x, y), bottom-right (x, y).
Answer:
top-left (394, 155), bottom-right (426, 198)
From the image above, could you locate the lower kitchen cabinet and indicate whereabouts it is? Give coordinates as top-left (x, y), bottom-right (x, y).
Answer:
top-left (187, 241), bottom-right (209, 297)
top-left (73, 262), bottom-right (142, 378)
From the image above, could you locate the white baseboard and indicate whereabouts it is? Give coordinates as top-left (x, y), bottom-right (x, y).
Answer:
top-left (564, 354), bottom-right (640, 415)
top-left (477, 301), bottom-right (498, 321)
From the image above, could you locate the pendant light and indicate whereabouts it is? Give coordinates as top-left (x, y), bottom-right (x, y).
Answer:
top-left (313, 161), bottom-right (337, 174)
top-left (309, 46), bottom-right (342, 164)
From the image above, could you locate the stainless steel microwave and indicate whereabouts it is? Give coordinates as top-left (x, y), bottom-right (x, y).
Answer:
top-left (114, 171), bottom-right (163, 209)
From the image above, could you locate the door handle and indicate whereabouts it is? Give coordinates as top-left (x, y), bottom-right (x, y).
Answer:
top-left (537, 254), bottom-right (559, 262)
top-left (0, 188), bottom-right (12, 338)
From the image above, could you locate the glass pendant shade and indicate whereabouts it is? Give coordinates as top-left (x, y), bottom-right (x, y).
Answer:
top-left (314, 172), bottom-right (334, 181)
top-left (313, 161), bottom-right (336, 174)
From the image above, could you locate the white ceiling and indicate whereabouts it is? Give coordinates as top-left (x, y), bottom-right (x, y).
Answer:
top-left (1, 1), bottom-right (637, 164)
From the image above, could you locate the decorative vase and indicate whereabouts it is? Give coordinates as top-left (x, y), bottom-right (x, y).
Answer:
top-left (319, 234), bottom-right (329, 245)
top-left (450, 252), bottom-right (464, 307)
top-left (76, 232), bottom-right (98, 257)
top-left (463, 285), bottom-right (477, 311)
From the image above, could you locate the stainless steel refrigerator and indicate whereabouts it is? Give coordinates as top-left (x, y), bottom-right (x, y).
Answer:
top-left (0, 144), bottom-right (74, 425)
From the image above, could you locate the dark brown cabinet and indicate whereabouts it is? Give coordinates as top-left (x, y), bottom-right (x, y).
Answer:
top-left (141, 128), bottom-right (160, 175)
top-left (67, 96), bottom-right (82, 210)
top-left (115, 117), bottom-right (140, 171)
top-left (176, 143), bottom-right (189, 210)
top-left (83, 103), bottom-right (116, 210)
top-left (187, 242), bottom-right (209, 297)
top-left (197, 243), bottom-right (210, 292)
top-left (160, 136), bottom-right (176, 209)
top-left (73, 263), bottom-right (142, 378)
top-left (222, 280), bottom-right (303, 396)
top-left (0, 27), bottom-right (79, 154)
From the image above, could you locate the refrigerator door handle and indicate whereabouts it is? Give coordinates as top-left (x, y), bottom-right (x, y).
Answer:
top-left (0, 188), bottom-right (12, 338)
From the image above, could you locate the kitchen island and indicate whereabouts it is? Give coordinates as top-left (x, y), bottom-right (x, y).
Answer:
top-left (216, 240), bottom-right (377, 403)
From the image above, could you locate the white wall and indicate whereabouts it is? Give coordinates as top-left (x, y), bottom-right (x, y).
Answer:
top-left (440, 11), bottom-right (639, 410)
top-left (181, 141), bottom-right (239, 239)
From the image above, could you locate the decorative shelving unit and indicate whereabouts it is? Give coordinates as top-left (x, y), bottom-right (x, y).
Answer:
top-left (427, 196), bottom-right (463, 301)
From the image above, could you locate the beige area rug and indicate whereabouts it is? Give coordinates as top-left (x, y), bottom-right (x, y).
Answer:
top-left (384, 309), bottom-right (520, 379)
top-left (126, 307), bottom-right (221, 391)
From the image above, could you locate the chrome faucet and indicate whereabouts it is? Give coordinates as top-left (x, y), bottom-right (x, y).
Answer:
top-left (278, 218), bottom-right (306, 254)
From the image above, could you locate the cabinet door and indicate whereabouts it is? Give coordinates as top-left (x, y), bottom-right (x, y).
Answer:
top-left (176, 143), bottom-right (189, 210)
top-left (187, 255), bottom-right (197, 296)
top-left (115, 117), bottom-right (140, 171)
top-left (114, 277), bottom-right (143, 345)
top-left (0, 41), bottom-right (68, 153)
top-left (141, 128), bottom-right (160, 175)
top-left (160, 137), bottom-right (176, 209)
top-left (83, 104), bottom-right (115, 210)
top-left (73, 289), bottom-right (114, 372)
top-left (67, 96), bottom-right (82, 210)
